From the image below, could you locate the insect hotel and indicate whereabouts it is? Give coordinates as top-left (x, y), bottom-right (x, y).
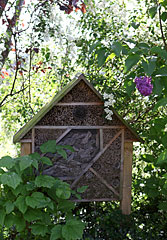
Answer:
top-left (13, 74), bottom-right (141, 215)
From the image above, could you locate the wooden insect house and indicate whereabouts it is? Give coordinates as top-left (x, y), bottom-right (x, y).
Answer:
top-left (13, 74), bottom-right (141, 215)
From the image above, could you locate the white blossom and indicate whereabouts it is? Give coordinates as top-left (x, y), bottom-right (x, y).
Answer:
top-left (103, 92), bottom-right (115, 121)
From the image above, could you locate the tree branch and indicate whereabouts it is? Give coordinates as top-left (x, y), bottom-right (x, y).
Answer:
top-left (158, 3), bottom-right (167, 50)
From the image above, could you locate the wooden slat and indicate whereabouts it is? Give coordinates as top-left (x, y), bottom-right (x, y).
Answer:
top-left (35, 125), bottom-right (125, 130)
top-left (99, 129), bottom-right (103, 151)
top-left (55, 102), bottom-right (103, 106)
top-left (21, 143), bottom-right (32, 156)
top-left (71, 130), bottom-right (123, 188)
top-left (32, 128), bottom-right (35, 153)
top-left (20, 139), bottom-right (32, 143)
top-left (56, 128), bottom-right (71, 144)
top-left (119, 129), bottom-right (124, 200)
top-left (120, 141), bottom-right (133, 215)
top-left (72, 198), bottom-right (117, 202)
top-left (89, 167), bottom-right (119, 196)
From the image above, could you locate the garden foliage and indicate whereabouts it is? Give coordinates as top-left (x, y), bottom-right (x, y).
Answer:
top-left (0, 141), bottom-right (85, 240)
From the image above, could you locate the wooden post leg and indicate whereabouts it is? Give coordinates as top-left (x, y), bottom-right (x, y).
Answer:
top-left (120, 142), bottom-right (133, 215)
top-left (21, 143), bottom-right (32, 156)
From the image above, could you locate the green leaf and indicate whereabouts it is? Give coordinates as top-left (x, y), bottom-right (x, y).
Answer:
top-left (1, 172), bottom-right (22, 189)
top-left (161, 12), bottom-right (167, 22)
top-left (77, 186), bottom-right (88, 193)
top-left (58, 200), bottom-right (75, 212)
top-left (137, 43), bottom-right (150, 49)
top-left (62, 219), bottom-right (85, 240)
top-left (56, 183), bottom-right (71, 199)
top-left (57, 149), bottom-right (67, 160)
top-left (19, 155), bottom-right (33, 171)
top-left (40, 140), bottom-right (58, 154)
top-left (151, 47), bottom-right (167, 60)
top-left (89, 41), bottom-right (101, 52)
top-left (5, 200), bottom-right (14, 214)
top-left (30, 152), bottom-right (41, 160)
top-left (142, 58), bottom-right (156, 76)
top-left (158, 201), bottom-right (167, 211)
top-left (157, 150), bottom-right (167, 165)
top-left (131, 22), bottom-right (140, 29)
top-left (124, 54), bottom-right (140, 72)
top-left (26, 192), bottom-right (51, 208)
top-left (153, 78), bottom-right (163, 96)
top-left (63, 145), bottom-right (75, 152)
top-left (125, 80), bottom-right (135, 96)
top-left (41, 157), bottom-right (53, 166)
top-left (0, 209), bottom-right (6, 226)
top-left (51, 225), bottom-right (63, 240)
top-left (149, 6), bottom-right (157, 18)
top-left (32, 159), bottom-right (38, 169)
top-left (0, 156), bottom-right (15, 169)
top-left (26, 181), bottom-right (36, 191)
top-left (31, 224), bottom-right (49, 236)
top-left (35, 175), bottom-right (56, 188)
top-left (153, 97), bottom-right (167, 111)
top-left (156, 67), bottom-right (167, 77)
top-left (111, 41), bottom-right (122, 57)
top-left (4, 214), bottom-right (15, 228)
top-left (15, 216), bottom-right (26, 232)
top-left (24, 209), bottom-right (42, 222)
top-left (97, 49), bottom-right (108, 67)
top-left (14, 196), bottom-right (27, 214)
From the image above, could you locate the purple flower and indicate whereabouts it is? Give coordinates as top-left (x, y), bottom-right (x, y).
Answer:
top-left (134, 76), bottom-right (153, 96)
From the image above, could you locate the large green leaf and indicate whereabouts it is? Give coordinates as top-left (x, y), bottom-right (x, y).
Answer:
top-left (155, 67), bottom-right (167, 77)
top-left (96, 48), bottom-right (108, 67)
top-left (14, 196), bottom-right (27, 214)
top-left (1, 172), bottom-right (22, 189)
top-left (0, 209), bottom-right (6, 226)
top-left (149, 6), bottom-right (157, 18)
top-left (58, 200), bottom-right (75, 212)
top-left (4, 214), bottom-right (15, 228)
top-left (151, 47), bottom-right (167, 60)
top-left (24, 209), bottom-right (42, 222)
top-left (15, 216), bottom-right (26, 232)
top-left (5, 200), bottom-right (14, 214)
top-left (57, 149), bottom-right (67, 160)
top-left (0, 156), bottom-right (15, 169)
top-left (50, 225), bottom-right (63, 240)
top-left (40, 140), bottom-right (58, 153)
top-left (26, 192), bottom-right (51, 208)
top-left (161, 11), bottom-right (167, 21)
top-left (35, 175), bottom-right (56, 188)
top-left (111, 41), bottom-right (122, 57)
top-left (41, 157), bottom-right (53, 166)
top-left (142, 59), bottom-right (156, 76)
top-left (124, 54), bottom-right (140, 72)
top-left (62, 219), bottom-right (85, 240)
top-left (153, 97), bottom-right (167, 111)
top-left (31, 224), bottom-right (49, 237)
top-left (19, 155), bottom-right (33, 171)
top-left (157, 150), bottom-right (167, 165)
top-left (56, 182), bottom-right (71, 199)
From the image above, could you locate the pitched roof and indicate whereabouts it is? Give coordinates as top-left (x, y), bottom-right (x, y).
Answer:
top-left (13, 74), bottom-right (142, 143)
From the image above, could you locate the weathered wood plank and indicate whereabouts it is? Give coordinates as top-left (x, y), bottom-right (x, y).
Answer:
top-left (21, 143), bottom-right (32, 156)
top-left (34, 125), bottom-right (125, 130)
top-left (99, 129), bottom-right (103, 151)
top-left (120, 141), bottom-right (133, 215)
top-left (55, 102), bottom-right (103, 106)
top-left (119, 129), bottom-right (124, 200)
top-left (20, 139), bottom-right (32, 143)
top-left (32, 128), bottom-right (35, 153)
